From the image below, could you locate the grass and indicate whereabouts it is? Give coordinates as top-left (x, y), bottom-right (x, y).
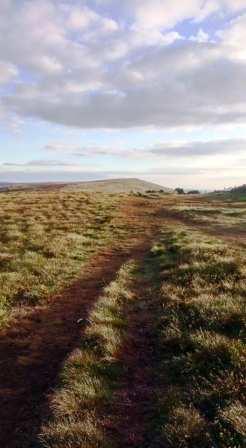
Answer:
top-left (144, 228), bottom-right (246, 448)
top-left (39, 225), bottom-right (245, 448)
top-left (1, 188), bottom-right (245, 447)
top-left (0, 189), bottom-right (126, 327)
top-left (39, 261), bottom-right (137, 448)
top-left (171, 197), bottom-right (246, 237)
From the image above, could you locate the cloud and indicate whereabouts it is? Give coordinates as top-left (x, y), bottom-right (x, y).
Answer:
top-left (6, 38), bottom-right (246, 130)
top-left (103, 0), bottom-right (246, 30)
top-left (131, 0), bottom-right (202, 30)
top-left (44, 142), bottom-right (143, 158)
top-left (2, 160), bottom-right (75, 167)
top-left (68, 5), bottom-right (99, 30)
top-left (189, 29), bottom-right (210, 43)
top-left (1, 0), bottom-right (246, 132)
top-left (1, 158), bottom-right (244, 189)
top-left (0, 62), bottom-right (18, 84)
top-left (0, 161), bottom-right (205, 178)
top-left (150, 139), bottom-right (246, 157)
top-left (218, 13), bottom-right (246, 60)
top-left (43, 138), bottom-right (246, 161)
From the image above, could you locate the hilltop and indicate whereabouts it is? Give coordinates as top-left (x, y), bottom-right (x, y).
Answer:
top-left (67, 178), bottom-right (171, 193)
top-left (0, 179), bottom-right (171, 194)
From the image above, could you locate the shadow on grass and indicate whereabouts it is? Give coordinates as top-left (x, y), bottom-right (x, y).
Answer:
top-left (0, 246), bottom-right (143, 448)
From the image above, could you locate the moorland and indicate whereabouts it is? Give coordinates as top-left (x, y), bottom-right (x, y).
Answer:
top-left (0, 180), bottom-right (245, 448)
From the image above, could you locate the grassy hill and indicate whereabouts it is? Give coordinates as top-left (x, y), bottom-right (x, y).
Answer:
top-left (66, 178), bottom-right (171, 193)
top-left (0, 179), bottom-right (171, 194)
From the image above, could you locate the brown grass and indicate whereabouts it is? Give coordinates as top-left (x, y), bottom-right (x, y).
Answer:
top-left (0, 188), bottom-right (245, 448)
top-left (0, 189), bottom-right (122, 326)
top-left (145, 228), bottom-right (246, 447)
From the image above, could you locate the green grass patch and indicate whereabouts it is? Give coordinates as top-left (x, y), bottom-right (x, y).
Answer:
top-left (0, 190), bottom-right (125, 327)
top-left (143, 228), bottom-right (246, 448)
top-left (39, 261), bottom-right (137, 448)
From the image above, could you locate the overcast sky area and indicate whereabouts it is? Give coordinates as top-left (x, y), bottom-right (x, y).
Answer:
top-left (1, 0), bottom-right (246, 189)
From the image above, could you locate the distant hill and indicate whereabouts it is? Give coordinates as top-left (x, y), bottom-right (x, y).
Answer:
top-left (0, 179), bottom-right (172, 194)
top-left (0, 183), bottom-right (13, 189)
top-left (0, 182), bottom-right (18, 192)
top-left (66, 178), bottom-right (171, 194)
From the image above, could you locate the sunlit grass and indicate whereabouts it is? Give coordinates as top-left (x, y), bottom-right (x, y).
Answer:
top-left (144, 228), bottom-right (246, 447)
top-left (39, 261), bottom-right (136, 448)
top-left (0, 190), bottom-right (122, 326)
top-left (172, 201), bottom-right (246, 231)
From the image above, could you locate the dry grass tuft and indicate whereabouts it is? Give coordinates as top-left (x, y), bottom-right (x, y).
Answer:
top-left (39, 261), bottom-right (136, 448)
top-left (0, 190), bottom-right (122, 326)
top-left (146, 228), bottom-right (245, 447)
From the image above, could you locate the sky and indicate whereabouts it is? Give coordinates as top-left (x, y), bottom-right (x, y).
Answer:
top-left (1, 0), bottom-right (246, 189)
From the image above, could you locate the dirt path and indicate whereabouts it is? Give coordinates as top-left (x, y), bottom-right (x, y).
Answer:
top-left (0, 198), bottom-right (163, 448)
top-left (107, 274), bottom-right (159, 447)
top-left (2, 195), bottom-right (243, 447)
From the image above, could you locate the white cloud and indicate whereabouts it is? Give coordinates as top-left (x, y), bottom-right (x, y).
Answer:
top-left (44, 141), bottom-right (144, 159)
top-left (132, 0), bottom-right (201, 30)
top-left (119, 0), bottom-right (246, 30)
top-left (3, 160), bottom-right (74, 167)
top-left (1, 0), bottom-right (246, 133)
top-left (218, 14), bottom-right (246, 60)
top-left (0, 62), bottom-right (18, 84)
top-left (68, 6), bottom-right (99, 30)
top-left (102, 18), bottom-right (119, 32)
top-left (149, 139), bottom-right (246, 157)
top-left (225, 0), bottom-right (246, 11)
top-left (190, 29), bottom-right (210, 43)
top-left (44, 138), bottom-right (246, 161)
top-left (193, 1), bottom-right (220, 23)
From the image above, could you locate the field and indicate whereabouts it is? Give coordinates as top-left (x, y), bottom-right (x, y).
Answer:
top-left (0, 186), bottom-right (245, 448)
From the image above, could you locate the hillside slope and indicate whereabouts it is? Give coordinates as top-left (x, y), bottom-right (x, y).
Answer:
top-left (66, 178), bottom-right (171, 193)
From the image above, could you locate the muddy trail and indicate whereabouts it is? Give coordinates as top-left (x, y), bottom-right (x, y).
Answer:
top-left (107, 267), bottom-right (160, 448)
top-left (1, 196), bottom-right (243, 448)
top-left (0, 198), bottom-right (163, 448)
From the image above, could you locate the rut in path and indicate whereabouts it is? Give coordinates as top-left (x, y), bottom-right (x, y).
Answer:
top-left (0, 198), bottom-right (163, 448)
top-left (105, 257), bottom-right (162, 448)
top-left (108, 283), bottom-right (158, 448)
top-left (0, 247), bottom-right (146, 448)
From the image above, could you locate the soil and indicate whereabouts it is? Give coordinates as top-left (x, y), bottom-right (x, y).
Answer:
top-left (106, 276), bottom-right (160, 448)
top-left (0, 197), bottom-right (162, 448)
top-left (0, 195), bottom-right (244, 447)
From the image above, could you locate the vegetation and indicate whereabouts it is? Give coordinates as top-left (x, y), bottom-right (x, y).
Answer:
top-left (39, 225), bottom-right (246, 448)
top-left (0, 185), bottom-right (245, 447)
top-left (187, 190), bottom-right (200, 194)
top-left (0, 189), bottom-right (123, 326)
top-left (212, 185), bottom-right (246, 202)
top-left (175, 188), bottom-right (185, 194)
top-left (145, 228), bottom-right (245, 447)
top-left (231, 184), bottom-right (246, 194)
top-left (172, 200), bottom-right (246, 234)
top-left (65, 178), bottom-right (171, 194)
top-left (40, 261), bottom-right (137, 448)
